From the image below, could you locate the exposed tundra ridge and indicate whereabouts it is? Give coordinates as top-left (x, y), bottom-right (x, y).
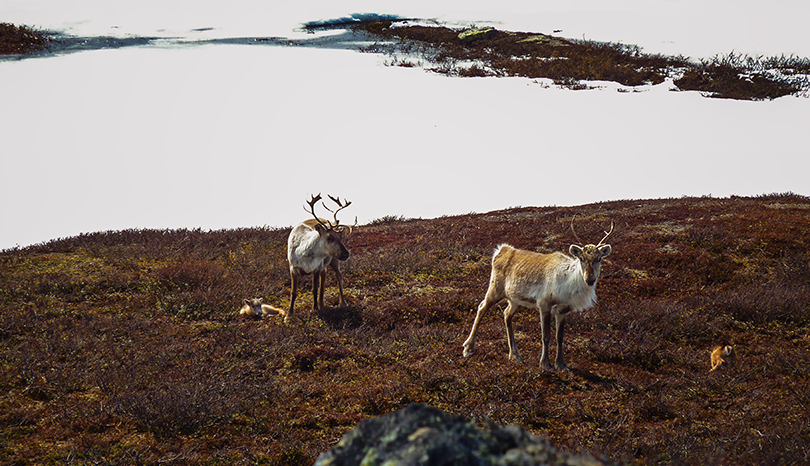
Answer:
top-left (351, 20), bottom-right (810, 100)
top-left (1, 194), bottom-right (809, 465)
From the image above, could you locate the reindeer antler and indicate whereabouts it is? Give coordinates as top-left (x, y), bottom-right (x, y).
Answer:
top-left (323, 194), bottom-right (352, 229)
top-left (335, 216), bottom-right (359, 235)
top-left (571, 215), bottom-right (613, 246)
top-left (597, 221), bottom-right (614, 246)
top-left (303, 193), bottom-right (333, 230)
top-left (570, 214), bottom-right (583, 245)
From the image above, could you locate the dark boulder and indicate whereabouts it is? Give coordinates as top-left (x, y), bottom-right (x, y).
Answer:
top-left (315, 403), bottom-right (612, 466)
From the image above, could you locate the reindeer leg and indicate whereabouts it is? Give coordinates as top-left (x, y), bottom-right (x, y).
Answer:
top-left (552, 304), bottom-right (572, 371)
top-left (286, 269), bottom-right (299, 323)
top-left (554, 314), bottom-right (569, 371)
top-left (503, 301), bottom-right (524, 363)
top-left (463, 284), bottom-right (503, 358)
top-left (539, 304), bottom-right (554, 370)
top-left (318, 269), bottom-right (327, 310)
top-left (330, 259), bottom-right (347, 307)
top-left (312, 270), bottom-right (322, 311)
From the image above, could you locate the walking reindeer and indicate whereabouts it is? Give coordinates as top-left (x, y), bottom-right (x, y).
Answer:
top-left (463, 218), bottom-right (613, 370)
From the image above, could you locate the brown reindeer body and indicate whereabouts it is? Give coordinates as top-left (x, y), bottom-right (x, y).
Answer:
top-left (463, 221), bottom-right (612, 370)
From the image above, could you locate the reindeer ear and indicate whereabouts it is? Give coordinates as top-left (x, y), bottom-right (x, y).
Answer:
top-left (598, 244), bottom-right (612, 258)
top-left (569, 245), bottom-right (583, 258)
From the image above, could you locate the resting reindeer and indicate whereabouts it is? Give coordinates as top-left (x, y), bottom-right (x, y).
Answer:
top-left (463, 219), bottom-right (613, 370)
top-left (286, 194), bottom-right (354, 323)
top-left (239, 298), bottom-right (286, 318)
top-left (710, 345), bottom-right (736, 372)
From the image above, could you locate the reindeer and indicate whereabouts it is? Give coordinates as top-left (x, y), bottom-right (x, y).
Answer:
top-left (286, 194), bottom-right (354, 323)
top-left (462, 218), bottom-right (613, 370)
top-left (710, 345), bottom-right (736, 372)
top-left (239, 298), bottom-right (286, 318)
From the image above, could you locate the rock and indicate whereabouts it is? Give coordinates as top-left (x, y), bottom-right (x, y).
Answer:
top-left (517, 35), bottom-right (570, 47)
top-left (315, 403), bottom-right (613, 466)
top-left (458, 27), bottom-right (496, 43)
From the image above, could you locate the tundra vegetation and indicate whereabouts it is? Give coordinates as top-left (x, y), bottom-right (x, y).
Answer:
top-left (352, 21), bottom-right (810, 100)
top-left (2, 194), bottom-right (809, 465)
top-left (0, 23), bottom-right (50, 54)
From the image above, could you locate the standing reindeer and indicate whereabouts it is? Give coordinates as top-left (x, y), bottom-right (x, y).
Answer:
top-left (463, 218), bottom-right (613, 370)
top-left (286, 194), bottom-right (354, 323)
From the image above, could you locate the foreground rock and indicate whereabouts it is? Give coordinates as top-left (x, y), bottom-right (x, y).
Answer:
top-left (315, 403), bottom-right (613, 466)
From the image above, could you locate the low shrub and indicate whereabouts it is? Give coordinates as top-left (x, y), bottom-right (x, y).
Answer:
top-left (0, 23), bottom-right (49, 54)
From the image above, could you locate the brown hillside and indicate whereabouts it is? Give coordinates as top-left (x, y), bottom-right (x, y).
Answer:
top-left (1, 194), bottom-right (809, 465)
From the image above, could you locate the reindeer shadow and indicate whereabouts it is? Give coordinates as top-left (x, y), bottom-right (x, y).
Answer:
top-left (571, 367), bottom-right (618, 388)
top-left (316, 305), bottom-right (363, 330)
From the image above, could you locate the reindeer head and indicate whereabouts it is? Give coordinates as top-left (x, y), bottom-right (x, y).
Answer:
top-left (243, 298), bottom-right (265, 317)
top-left (304, 193), bottom-right (356, 261)
top-left (569, 217), bottom-right (613, 287)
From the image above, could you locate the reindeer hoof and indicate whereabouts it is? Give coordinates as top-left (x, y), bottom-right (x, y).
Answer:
top-left (555, 362), bottom-right (570, 371)
top-left (462, 345), bottom-right (473, 358)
